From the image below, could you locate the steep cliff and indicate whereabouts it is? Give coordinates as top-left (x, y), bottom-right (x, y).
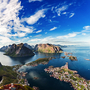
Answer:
top-left (34, 43), bottom-right (63, 53)
top-left (24, 43), bottom-right (33, 50)
top-left (4, 43), bottom-right (35, 57)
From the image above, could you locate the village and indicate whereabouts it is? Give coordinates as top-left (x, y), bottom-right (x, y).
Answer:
top-left (44, 62), bottom-right (90, 90)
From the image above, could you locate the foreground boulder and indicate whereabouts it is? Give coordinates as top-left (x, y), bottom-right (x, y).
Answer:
top-left (4, 43), bottom-right (35, 57)
top-left (34, 43), bottom-right (63, 53)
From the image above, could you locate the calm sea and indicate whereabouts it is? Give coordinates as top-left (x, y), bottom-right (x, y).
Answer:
top-left (0, 46), bottom-right (90, 90)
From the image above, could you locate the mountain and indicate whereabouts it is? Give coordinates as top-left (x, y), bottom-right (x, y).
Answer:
top-left (0, 45), bottom-right (11, 52)
top-left (24, 43), bottom-right (33, 50)
top-left (4, 43), bottom-right (35, 57)
top-left (34, 43), bottom-right (63, 53)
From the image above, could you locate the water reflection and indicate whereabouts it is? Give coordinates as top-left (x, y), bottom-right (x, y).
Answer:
top-left (0, 51), bottom-right (62, 66)
top-left (10, 56), bottom-right (34, 65)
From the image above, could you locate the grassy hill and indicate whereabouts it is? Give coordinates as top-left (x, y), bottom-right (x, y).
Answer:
top-left (0, 65), bottom-right (18, 86)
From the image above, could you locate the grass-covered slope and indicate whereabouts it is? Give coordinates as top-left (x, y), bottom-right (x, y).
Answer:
top-left (26, 58), bottom-right (49, 66)
top-left (0, 65), bottom-right (18, 86)
top-left (34, 43), bottom-right (63, 53)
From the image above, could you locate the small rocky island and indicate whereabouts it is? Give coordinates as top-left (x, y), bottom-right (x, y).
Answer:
top-left (4, 43), bottom-right (35, 57)
top-left (44, 63), bottom-right (90, 90)
top-left (62, 52), bottom-right (77, 61)
top-left (34, 43), bottom-right (63, 53)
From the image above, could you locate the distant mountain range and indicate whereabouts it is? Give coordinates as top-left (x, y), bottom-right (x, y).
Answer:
top-left (0, 43), bottom-right (34, 52)
top-left (0, 43), bottom-right (63, 57)
top-left (0, 45), bottom-right (11, 52)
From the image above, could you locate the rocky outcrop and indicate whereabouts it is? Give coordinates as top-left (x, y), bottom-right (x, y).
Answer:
top-left (0, 45), bottom-right (11, 52)
top-left (69, 56), bottom-right (77, 61)
top-left (34, 43), bottom-right (63, 53)
top-left (24, 43), bottom-right (33, 50)
top-left (4, 43), bottom-right (35, 57)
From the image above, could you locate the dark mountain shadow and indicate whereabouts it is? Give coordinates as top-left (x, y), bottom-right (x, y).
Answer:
top-left (10, 55), bottom-right (34, 65)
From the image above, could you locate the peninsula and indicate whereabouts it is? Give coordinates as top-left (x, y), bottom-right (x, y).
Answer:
top-left (26, 57), bottom-right (55, 67)
top-left (44, 63), bottom-right (90, 90)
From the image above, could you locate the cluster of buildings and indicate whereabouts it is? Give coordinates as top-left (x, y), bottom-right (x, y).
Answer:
top-left (17, 71), bottom-right (30, 86)
top-left (44, 62), bottom-right (90, 90)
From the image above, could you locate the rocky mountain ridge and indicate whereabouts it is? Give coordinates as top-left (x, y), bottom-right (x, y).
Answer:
top-left (4, 43), bottom-right (35, 57)
top-left (34, 43), bottom-right (63, 53)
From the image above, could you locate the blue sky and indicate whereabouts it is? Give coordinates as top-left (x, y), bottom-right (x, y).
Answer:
top-left (0, 0), bottom-right (90, 47)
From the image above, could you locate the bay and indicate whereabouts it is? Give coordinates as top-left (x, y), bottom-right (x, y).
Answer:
top-left (0, 46), bottom-right (90, 90)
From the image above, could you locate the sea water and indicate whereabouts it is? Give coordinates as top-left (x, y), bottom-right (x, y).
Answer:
top-left (0, 46), bottom-right (90, 90)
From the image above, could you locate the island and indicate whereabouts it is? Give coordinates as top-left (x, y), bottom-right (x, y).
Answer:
top-left (63, 52), bottom-right (77, 61)
top-left (44, 62), bottom-right (90, 90)
top-left (34, 43), bottom-right (63, 53)
top-left (69, 56), bottom-right (77, 61)
top-left (4, 43), bottom-right (35, 57)
top-left (26, 57), bottom-right (55, 66)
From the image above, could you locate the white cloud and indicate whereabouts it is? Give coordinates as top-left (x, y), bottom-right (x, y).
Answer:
top-left (82, 26), bottom-right (90, 33)
top-left (52, 16), bottom-right (56, 18)
top-left (69, 13), bottom-right (75, 18)
top-left (23, 9), bottom-right (46, 25)
top-left (0, 36), bottom-right (13, 45)
top-left (82, 33), bottom-right (86, 35)
top-left (34, 34), bottom-right (42, 37)
top-left (0, 0), bottom-right (35, 48)
top-left (0, 0), bottom-right (23, 25)
top-left (57, 33), bottom-right (77, 39)
top-left (0, 0), bottom-right (35, 47)
top-left (62, 12), bottom-right (67, 14)
top-left (28, 26), bottom-right (90, 46)
top-left (30, 38), bottom-right (41, 42)
top-left (83, 26), bottom-right (90, 30)
top-left (29, 0), bottom-right (42, 3)
top-left (17, 32), bottom-right (26, 37)
top-left (50, 27), bottom-right (57, 31)
top-left (0, 0), bottom-right (22, 33)
top-left (36, 30), bottom-right (42, 33)
top-left (45, 32), bottom-right (47, 34)
top-left (55, 5), bottom-right (69, 16)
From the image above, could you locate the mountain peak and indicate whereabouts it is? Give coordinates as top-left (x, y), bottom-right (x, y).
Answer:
top-left (34, 43), bottom-right (63, 53)
top-left (4, 43), bottom-right (35, 57)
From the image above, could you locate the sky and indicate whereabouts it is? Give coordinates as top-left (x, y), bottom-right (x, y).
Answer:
top-left (0, 0), bottom-right (90, 47)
